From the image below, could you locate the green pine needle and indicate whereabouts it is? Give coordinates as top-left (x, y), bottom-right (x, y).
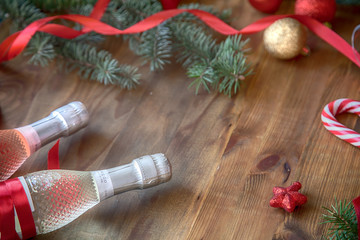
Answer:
top-left (321, 198), bottom-right (358, 240)
top-left (60, 42), bottom-right (140, 89)
top-left (212, 35), bottom-right (252, 96)
top-left (187, 61), bottom-right (213, 94)
top-left (0, 0), bottom-right (46, 31)
top-left (24, 33), bottom-right (56, 67)
top-left (172, 22), bottom-right (217, 67)
top-left (139, 25), bottom-right (172, 71)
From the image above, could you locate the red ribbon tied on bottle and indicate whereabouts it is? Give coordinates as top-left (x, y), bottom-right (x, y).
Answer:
top-left (0, 140), bottom-right (60, 239)
top-left (0, 0), bottom-right (359, 67)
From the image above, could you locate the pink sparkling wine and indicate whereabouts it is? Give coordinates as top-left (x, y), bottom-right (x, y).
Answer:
top-left (0, 102), bottom-right (89, 181)
top-left (0, 130), bottom-right (32, 181)
top-left (18, 154), bottom-right (171, 236)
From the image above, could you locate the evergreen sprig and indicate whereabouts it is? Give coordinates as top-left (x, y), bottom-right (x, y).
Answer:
top-left (138, 25), bottom-right (172, 71)
top-left (60, 41), bottom-right (140, 89)
top-left (23, 33), bottom-right (56, 67)
top-left (321, 198), bottom-right (358, 240)
top-left (0, 0), bottom-right (252, 96)
top-left (0, 0), bottom-right (46, 31)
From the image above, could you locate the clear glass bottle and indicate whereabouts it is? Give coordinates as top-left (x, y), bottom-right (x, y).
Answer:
top-left (0, 101), bottom-right (89, 181)
top-left (15, 153), bottom-right (171, 237)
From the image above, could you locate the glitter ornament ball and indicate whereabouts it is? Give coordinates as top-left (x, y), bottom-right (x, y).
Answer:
top-left (249, 0), bottom-right (283, 13)
top-left (295, 0), bottom-right (336, 22)
top-left (263, 18), bottom-right (308, 59)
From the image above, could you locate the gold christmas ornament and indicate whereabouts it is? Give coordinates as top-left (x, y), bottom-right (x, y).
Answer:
top-left (263, 18), bottom-right (308, 59)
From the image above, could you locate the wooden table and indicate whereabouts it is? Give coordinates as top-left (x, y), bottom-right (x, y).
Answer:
top-left (1, 0), bottom-right (360, 239)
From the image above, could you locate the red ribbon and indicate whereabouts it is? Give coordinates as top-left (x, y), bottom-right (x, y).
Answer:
top-left (48, 139), bottom-right (60, 170)
top-left (0, 179), bottom-right (36, 240)
top-left (0, 141), bottom-right (60, 239)
top-left (0, 0), bottom-right (359, 67)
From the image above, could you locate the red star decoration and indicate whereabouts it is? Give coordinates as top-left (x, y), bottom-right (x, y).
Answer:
top-left (269, 181), bottom-right (307, 213)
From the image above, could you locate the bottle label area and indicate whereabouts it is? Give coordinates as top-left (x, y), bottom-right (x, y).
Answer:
top-left (92, 170), bottom-right (114, 201)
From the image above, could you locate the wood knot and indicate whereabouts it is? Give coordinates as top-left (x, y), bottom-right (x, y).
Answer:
top-left (257, 154), bottom-right (280, 171)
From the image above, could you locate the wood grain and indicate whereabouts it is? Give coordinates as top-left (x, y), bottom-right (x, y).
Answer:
top-left (1, 0), bottom-right (360, 239)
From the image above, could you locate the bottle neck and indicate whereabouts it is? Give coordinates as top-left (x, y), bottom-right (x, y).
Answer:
top-left (16, 114), bottom-right (69, 153)
top-left (15, 101), bottom-right (89, 154)
top-left (30, 113), bottom-right (70, 146)
top-left (92, 154), bottom-right (172, 201)
top-left (91, 163), bottom-right (142, 201)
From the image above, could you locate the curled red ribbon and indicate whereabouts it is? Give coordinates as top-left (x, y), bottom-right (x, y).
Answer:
top-left (0, 0), bottom-right (359, 67)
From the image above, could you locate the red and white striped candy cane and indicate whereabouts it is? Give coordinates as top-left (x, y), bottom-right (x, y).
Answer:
top-left (321, 98), bottom-right (360, 147)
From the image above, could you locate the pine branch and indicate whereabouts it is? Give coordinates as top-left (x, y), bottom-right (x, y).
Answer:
top-left (211, 35), bottom-right (252, 96)
top-left (138, 25), bottom-right (172, 71)
top-left (0, 0), bottom-right (46, 31)
top-left (23, 33), bottom-right (56, 66)
top-left (178, 3), bottom-right (232, 24)
top-left (59, 41), bottom-right (140, 89)
top-left (321, 198), bottom-right (358, 240)
top-left (172, 22), bottom-right (251, 96)
top-left (106, 0), bottom-right (162, 29)
top-left (187, 61), bottom-right (213, 94)
top-left (172, 22), bottom-right (217, 67)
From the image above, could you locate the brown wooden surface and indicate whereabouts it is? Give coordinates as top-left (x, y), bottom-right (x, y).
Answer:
top-left (1, 0), bottom-right (360, 239)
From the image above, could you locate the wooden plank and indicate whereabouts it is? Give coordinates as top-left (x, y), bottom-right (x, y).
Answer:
top-left (0, 0), bottom-right (359, 239)
top-left (187, 2), bottom-right (360, 240)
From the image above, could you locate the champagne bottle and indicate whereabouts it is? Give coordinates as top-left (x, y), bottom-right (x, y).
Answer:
top-left (15, 153), bottom-right (171, 237)
top-left (0, 102), bottom-right (89, 181)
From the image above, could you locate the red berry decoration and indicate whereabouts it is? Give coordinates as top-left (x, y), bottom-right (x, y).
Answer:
top-left (249, 0), bottom-right (283, 13)
top-left (295, 0), bottom-right (336, 22)
top-left (269, 181), bottom-right (307, 213)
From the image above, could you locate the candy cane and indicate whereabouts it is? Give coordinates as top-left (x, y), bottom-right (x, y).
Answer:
top-left (321, 98), bottom-right (360, 147)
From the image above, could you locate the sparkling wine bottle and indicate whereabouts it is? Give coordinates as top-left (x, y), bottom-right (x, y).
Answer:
top-left (0, 102), bottom-right (89, 181)
top-left (15, 153), bottom-right (171, 237)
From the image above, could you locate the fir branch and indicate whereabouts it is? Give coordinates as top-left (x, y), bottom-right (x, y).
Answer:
top-left (187, 61), bottom-right (213, 94)
top-left (23, 33), bottom-right (56, 67)
top-left (172, 23), bottom-right (217, 67)
top-left (0, 0), bottom-right (46, 30)
top-left (178, 3), bottom-right (232, 24)
top-left (211, 35), bottom-right (252, 96)
top-left (59, 42), bottom-right (140, 89)
top-left (172, 23), bottom-right (251, 96)
top-left (321, 198), bottom-right (358, 240)
top-left (108, 0), bottom-right (162, 29)
top-left (138, 25), bottom-right (172, 71)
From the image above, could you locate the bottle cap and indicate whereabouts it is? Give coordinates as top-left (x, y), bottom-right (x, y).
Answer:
top-left (133, 153), bottom-right (172, 188)
top-left (52, 101), bottom-right (89, 136)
